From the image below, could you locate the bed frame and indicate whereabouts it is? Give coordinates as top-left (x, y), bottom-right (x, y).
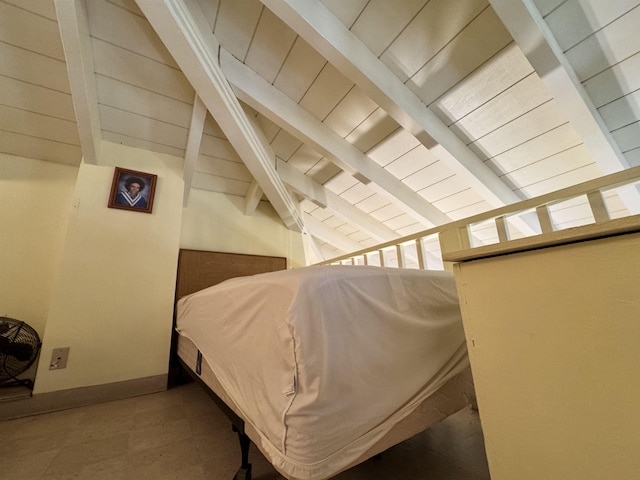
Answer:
top-left (172, 249), bottom-right (475, 480)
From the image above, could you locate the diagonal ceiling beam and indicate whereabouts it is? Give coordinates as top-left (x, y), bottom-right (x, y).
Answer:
top-left (260, 0), bottom-right (521, 208)
top-left (136, 0), bottom-right (304, 232)
top-left (489, 0), bottom-right (628, 175)
top-left (302, 213), bottom-right (362, 254)
top-left (301, 227), bottom-right (326, 263)
top-left (220, 50), bottom-right (450, 227)
top-left (54, 0), bottom-right (101, 165)
top-left (277, 158), bottom-right (400, 242)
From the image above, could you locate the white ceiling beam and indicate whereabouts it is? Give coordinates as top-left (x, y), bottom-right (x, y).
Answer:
top-left (302, 229), bottom-right (327, 264)
top-left (244, 180), bottom-right (263, 215)
top-left (276, 159), bottom-right (328, 208)
top-left (302, 213), bottom-right (363, 253)
top-left (54, 0), bottom-right (101, 165)
top-left (136, 0), bottom-right (304, 232)
top-left (182, 93), bottom-right (207, 206)
top-left (260, 0), bottom-right (521, 208)
top-left (489, 0), bottom-right (629, 175)
top-left (277, 159), bottom-right (400, 242)
top-left (220, 50), bottom-right (450, 227)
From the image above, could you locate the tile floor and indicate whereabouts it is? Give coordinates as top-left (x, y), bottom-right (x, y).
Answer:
top-left (0, 382), bottom-right (490, 479)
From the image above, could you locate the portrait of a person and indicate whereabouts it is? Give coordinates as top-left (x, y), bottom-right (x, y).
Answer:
top-left (114, 176), bottom-right (148, 209)
top-left (108, 167), bottom-right (156, 213)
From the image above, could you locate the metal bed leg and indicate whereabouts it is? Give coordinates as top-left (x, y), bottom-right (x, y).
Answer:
top-left (232, 425), bottom-right (252, 480)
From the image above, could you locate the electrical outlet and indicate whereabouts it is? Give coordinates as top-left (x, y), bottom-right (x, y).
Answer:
top-left (49, 347), bottom-right (70, 370)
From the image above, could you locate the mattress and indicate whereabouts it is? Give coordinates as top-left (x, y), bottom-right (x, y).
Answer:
top-left (175, 265), bottom-right (471, 480)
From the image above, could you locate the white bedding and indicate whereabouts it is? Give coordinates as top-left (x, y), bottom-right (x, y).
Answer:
top-left (175, 265), bottom-right (469, 480)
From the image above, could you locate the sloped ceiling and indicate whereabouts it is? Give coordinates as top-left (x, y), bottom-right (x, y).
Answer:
top-left (2, 0), bottom-right (639, 262)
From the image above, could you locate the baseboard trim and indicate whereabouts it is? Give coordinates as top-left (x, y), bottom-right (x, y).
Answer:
top-left (0, 374), bottom-right (167, 420)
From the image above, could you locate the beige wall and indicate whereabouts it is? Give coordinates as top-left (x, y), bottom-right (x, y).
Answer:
top-left (453, 233), bottom-right (640, 480)
top-left (33, 142), bottom-right (185, 393)
top-left (180, 188), bottom-right (306, 268)
top-left (0, 154), bottom-right (77, 379)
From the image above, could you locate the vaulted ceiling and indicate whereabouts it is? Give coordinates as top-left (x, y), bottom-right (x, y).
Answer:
top-left (2, 0), bottom-right (639, 262)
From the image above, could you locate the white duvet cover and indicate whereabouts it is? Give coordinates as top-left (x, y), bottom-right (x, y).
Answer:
top-left (175, 265), bottom-right (469, 480)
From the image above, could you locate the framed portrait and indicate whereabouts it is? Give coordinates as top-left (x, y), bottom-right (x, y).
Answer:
top-left (108, 167), bottom-right (157, 214)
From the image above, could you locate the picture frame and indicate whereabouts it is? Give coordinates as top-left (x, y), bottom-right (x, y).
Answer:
top-left (108, 167), bottom-right (157, 214)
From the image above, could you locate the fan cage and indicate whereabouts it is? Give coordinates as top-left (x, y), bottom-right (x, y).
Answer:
top-left (0, 316), bottom-right (42, 388)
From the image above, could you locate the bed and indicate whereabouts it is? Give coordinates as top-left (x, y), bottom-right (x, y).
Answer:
top-left (173, 250), bottom-right (475, 480)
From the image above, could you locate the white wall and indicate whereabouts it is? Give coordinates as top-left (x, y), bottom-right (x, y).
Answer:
top-left (33, 142), bottom-right (185, 394)
top-left (181, 188), bottom-right (306, 268)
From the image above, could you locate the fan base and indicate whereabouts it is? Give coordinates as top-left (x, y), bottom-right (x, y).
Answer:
top-left (0, 378), bottom-right (34, 390)
top-left (0, 384), bottom-right (32, 404)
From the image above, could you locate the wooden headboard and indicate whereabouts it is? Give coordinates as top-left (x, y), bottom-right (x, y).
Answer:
top-left (175, 249), bottom-right (287, 300)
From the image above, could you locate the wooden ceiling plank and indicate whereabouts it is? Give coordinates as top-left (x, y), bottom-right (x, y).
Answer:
top-left (349, 0), bottom-right (427, 58)
top-left (0, 42), bottom-right (71, 94)
top-left (220, 50), bottom-right (450, 227)
top-left (261, 0), bottom-right (521, 209)
top-left (4, 0), bottom-right (57, 20)
top-left (91, 39), bottom-right (194, 103)
top-left (95, 75), bottom-right (193, 128)
top-left (1, 2), bottom-right (65, 61)
top-left (88, 0), bottom-right (179, 68)
top-left (0, 131), bottom-right (81, 166)
top-left (102, 131), bottom-right (185, 158)
top-left (244, 8), bottom-right (297, 84)
top-left (320, 0), bottom-right (368, 29)
top-left (199, 134), bottom-right (242, 162)
top-left (450, 74), bottom-right (552, 141)
top-left (564, 5), bottom-right (640, 82)
top-left (136, 0), bottom-right (304, 232)
top-left (379, 0), bottom-right (487, 82)
top-left (213, 0), bottom-right (262, 61)
top-left (545, 0), bottom-right (640, 52)
top-left (54, 0), bottom-right (102, 164)
top-left (0, 76), bottom-right (76, 122)
top-left (407, 7), bottom-right (513, 106)
top-left (273, 37), bottom-right (326, 102)
top-left (192, 172), bottom-right (250, 196)
top-left (0, 105), bottom-right (80, 145)
top-left (99, 105), bottom-right (187, 150)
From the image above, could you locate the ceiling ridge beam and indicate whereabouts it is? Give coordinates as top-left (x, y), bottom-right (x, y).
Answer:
top-left (54, 0), bottom-right (102, 165)
top-left (220, 49), bottom-right (450, 227)
top-left (136, 0), bottom-right (304, 232)
top-left (277, 158), bottom-right (400, 242)
top-left (260, 0), bottom-right (521, 208)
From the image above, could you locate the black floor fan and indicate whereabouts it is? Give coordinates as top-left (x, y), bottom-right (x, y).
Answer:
top-left (0, 317), bottom-right (42, 389)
